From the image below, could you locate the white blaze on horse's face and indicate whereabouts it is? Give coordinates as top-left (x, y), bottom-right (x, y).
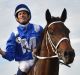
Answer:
top-left (47, 21), bottom-right (75, 64)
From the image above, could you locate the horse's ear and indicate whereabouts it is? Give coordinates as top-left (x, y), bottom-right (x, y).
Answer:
top-left (46, 9), bottom-right (51, 23)
top-left (60, 8), bottom-right (67, 22)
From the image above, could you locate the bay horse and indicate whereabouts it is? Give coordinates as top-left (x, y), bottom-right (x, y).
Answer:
top-left (27, 8), bottom-right (75, 75)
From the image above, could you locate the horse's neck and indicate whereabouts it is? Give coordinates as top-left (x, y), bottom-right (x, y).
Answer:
top-left (47, 58), bottom-right (59, 75)
top-left (40, 35), bottom-right (48, 56)
top-left (28, 36), bottom-right (59, 75)
top-left (38, 35), bottom-right (59, 75)
top-left (34, 56), bottom-right (59, 75)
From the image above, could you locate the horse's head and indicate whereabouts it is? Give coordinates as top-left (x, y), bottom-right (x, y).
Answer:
top-left (45, 8), bottom-right (75, 65)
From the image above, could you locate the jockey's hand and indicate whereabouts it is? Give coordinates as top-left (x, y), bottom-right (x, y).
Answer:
top-left (23, 45), bottom-right (27, 49)
top-left (0, 48), bottom-right (2, 54)
top-left (0, 48), bottom-right (5, 56)
top-left (32, 48), bottom-right (37, 56)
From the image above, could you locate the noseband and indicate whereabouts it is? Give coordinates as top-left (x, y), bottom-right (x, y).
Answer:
top-left (34, 21), bottom-right (69, 60)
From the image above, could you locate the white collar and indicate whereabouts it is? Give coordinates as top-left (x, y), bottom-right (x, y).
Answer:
top-left (19, 23), bottom-right (29, 27)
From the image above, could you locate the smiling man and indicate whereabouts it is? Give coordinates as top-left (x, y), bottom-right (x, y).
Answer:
top-left (0, 4), bottom-right (43, 75)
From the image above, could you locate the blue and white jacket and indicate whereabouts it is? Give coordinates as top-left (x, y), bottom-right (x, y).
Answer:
top-left (3, 23), bottom-right (43, 61)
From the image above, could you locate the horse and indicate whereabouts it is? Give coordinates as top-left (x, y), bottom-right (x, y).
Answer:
top-left (27, 8), bottom-right (75, 75)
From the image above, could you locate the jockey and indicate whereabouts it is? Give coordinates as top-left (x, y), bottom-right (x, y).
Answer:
top-left (0, 4), bottom-right (43, 75)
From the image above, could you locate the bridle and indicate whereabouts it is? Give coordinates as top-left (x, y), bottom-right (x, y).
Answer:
top-left (34, 21), bottom-right (69, 59)
top-left (34, 21), bottom-right (71, 67)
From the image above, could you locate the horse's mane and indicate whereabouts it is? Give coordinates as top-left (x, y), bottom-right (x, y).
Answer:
top-left (36, 27), bottom-right (46, 55)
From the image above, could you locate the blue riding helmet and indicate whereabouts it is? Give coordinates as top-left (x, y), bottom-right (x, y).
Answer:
top-left (15, 4), bottom-right (31, 20)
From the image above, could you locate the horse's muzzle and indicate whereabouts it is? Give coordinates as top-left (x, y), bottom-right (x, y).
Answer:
top-left (63, 50), bottom-right (75, 64)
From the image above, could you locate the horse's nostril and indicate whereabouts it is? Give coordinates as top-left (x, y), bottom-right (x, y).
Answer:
top-left (64, 51), bottom-right (68, 57)
top-left (69, 50), bottom-right (75, 57)
top-left (64, 50), bottom-right (75, 57)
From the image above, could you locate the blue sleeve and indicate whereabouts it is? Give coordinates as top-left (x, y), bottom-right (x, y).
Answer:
top-left (2, 32), bottom-right (16, 61)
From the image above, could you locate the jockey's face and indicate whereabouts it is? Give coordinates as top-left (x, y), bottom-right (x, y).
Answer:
top-left (16, 10), bottom-right (30, 25)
